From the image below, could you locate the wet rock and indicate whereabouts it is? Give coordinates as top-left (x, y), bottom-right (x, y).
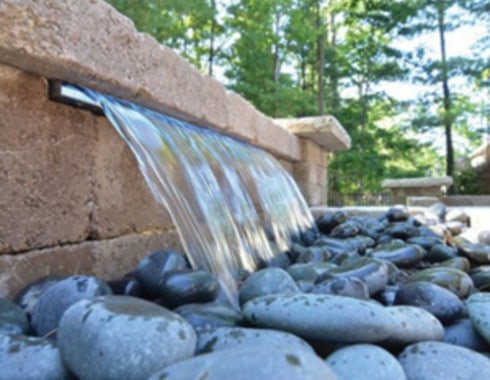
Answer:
top-left (398, 341), bottom-right (490, 380)
top-left (238, 268), bottom-right (299, 307)
top-left (243, 293), bottom-right (395, 343)
top-left (148, 345), bottom-right (337, 380)
top-left (426, 243), bottom-right (458, 262)
top-left (31, 275), bottom-right (112, 337)
top-left (469, 266), bottom-right (490, 290)
top-left (325, 257), bottom-right (389, 295)
top-left (444, 318), bottom-right (489, 351)
top-left (312, 277), bottom-right (369, 300)
top-left (467, 292), bottom-right (490, 345)
top-left (384, 222), bottom-right (420, 240)
top-left (58, 295), bottom-right (196, 380)
top-left (407, 236), bottom-right (442, 251)
top-left (394, 281), bottom-right (464, 324)
top-left (458, 242), bottom-right (490, 264)
top-left (330, 221), bottom-right (359, 238)
top-left (0, 332), bottom-right (69, 380)
top-left (108, 275), bottom-right (145, 297)
top-left (266, 252), bottom-right (292, 269)
top-left (326, 344), bottom-right (406, 380)
top-left (406, 267), bottom-right (474, 299)
top-left (296, 246), bottom-right (331, 264)
top-left (312, 237), bottom-right (358, 257)
top-left (433, 257), bottom-right (471, 273)
top-left (14, 275), bottom-right (64, 316)
top-left (316, 211), bottom-right (347, 234)
top-left (0, 299), bottom-right (30, 335)
top-left (158, 269), bottom-right (220, 308)
top-left (478, 230), bottom-right (490, 245)
top-left (174, 303), bottom-right (242, 332)
top-left (374, 285), bottom-right (399, 306)
top-left (196, 326), bottom-right (314, 354)
top-left (287, 262), bottom-right (336, 283)
top-left (368, 243), bottom-right (426, 268)
top-left (134, 250), bottom-right (188, 296)
top-left (386, 206), bottom-right (410, 222)
top-left (426, 202), bottom-right (447, 222)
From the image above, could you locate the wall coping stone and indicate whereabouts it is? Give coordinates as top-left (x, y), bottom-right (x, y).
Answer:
top-left (382, 176), bottom-right (454, 189)
top-left (0, 0), bottom-right (300, 161)
top-left (274, 115), bottom-right (351, 151)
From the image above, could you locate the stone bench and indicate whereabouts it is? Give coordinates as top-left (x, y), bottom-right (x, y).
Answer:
top-left (382, 177), bottom-right (453, 205)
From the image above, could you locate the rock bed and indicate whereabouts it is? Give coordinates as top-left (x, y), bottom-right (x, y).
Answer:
top-left (1, 203), bottom-right (490, 379)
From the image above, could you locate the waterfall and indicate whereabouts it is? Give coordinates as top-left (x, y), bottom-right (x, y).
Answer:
top-left (78, 85), bottom-right (314, 304)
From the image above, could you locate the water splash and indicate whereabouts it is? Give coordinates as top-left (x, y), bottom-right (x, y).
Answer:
top-left (80, 86), bottom-right (314, 305)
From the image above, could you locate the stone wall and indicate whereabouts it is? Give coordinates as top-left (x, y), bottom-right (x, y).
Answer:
top-left (0, 0), bottom-right (350, 298)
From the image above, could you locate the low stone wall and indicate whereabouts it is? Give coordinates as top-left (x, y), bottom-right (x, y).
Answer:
top-left (0, 1), bottom-right (350, 297)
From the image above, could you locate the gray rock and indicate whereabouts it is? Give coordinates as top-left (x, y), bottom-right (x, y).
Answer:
top-left (196, 326), bottom-right (314, 354)
top-left (467, 292), bottom-right (490, 345)
top-left (238, 268), bottom-right (299, 306)
top-left (368, 244), bottom-right (425, 268)
top-left (58, 295), bottom-right (196, 380)
top-left (14, 275), bottom-right (64, 316)
top-left (312, 277), bottom-right (369, 300)
top-left (394, 281), bottom-right (464, 324)
top-left (478, 230), bottom-right (490, 245)
top-left (433, 257), bottom-right (471, 272)
top-left (243, 293), bottom-right (395, 343)
top-left (383, 306), bottom-right (444, 346)
top-left (459, 242), bottom-right (490, 264)
top-left (287, 263), bottom-right (337, 283)
top-left (470, 266), bottom-right (490, 290)
top-left (0, 332), bottom-right (68, 380)
top-left (0, 299), bottom-right (29, 335)
top-left (398, 341), bottom-right (490, 380)
top-left (31, 275), bottom-right (112, 337)
top-left (406, 267), bottom-right (474, 299)
top-left (148, 345), bottom-right (337, 380)
top-left (174, 302), bottom-right (242, 333)
top-left (326, 344), bottom-right (406, 380)
top-left (426, 243), bottom-right (458, 262)
top-left (444, 318), bottom-right (489, 352)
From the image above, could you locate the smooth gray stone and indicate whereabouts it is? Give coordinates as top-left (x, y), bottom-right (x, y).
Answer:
top-left (433, 257), bottom-right (471, 272)
top-left (58, 296), bottom-right (196, 380)
top-left (406, 267), bottom-right (474, 299)
top-left (0, 332), bottom-right (68, 380)
top-left (368, 243), bottom-right (425, 268)
top-left (459, 242), bottom-right (490, 264)
top-left (426, 243), bottom-right (458, 262)
top-left (287, 263), bottom-right (337, 283)
top-left (14, 275), bottom-right (64, 316)
top-left (173, 302), bottom-right (243, 333)
top-left (444, 318), bottom-right (489, 351)
top-left (470, 266), bottom-right (490, 290)
top-left (395, 281), bottom-right (464, 324)
top-left (238, 268), bottom-right (299, 306)
top-left (196, 326), bottom-right (314, 354)
top-left (326, 344), bottom-right (406, 380)
top-left (148, 345), bottom-right (337, 380)
top-left (31, 275), bottom-right (112, 337)
top-left (399, 341), bottom-right (490, 380)
top-left (242, 293), bottom-right (395, 343)
top-left (384, 306), bottom-right (444, 346)
top-left (0, 299), bottom-right (30, 335)
top-left (316, 211), bottom-right (347, 234)
top-left (312, 277), bottom-right (369, 300)
top-left (467, 292), bottom-right (490, 345)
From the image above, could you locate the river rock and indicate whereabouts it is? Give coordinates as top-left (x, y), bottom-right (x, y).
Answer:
top-left (174, 302), bottom-right (242, 332)
top-left (458, 242), bottom-right (490, 264)
top-left (238, 268), bottom-right (299, 306)
top-left (406, 267), bottom-right (474, 299)
top-left (469, 266), bottom-right (490, 290)
top-left (148, 345), bottom-right (337, 380)
top-left (326, 344), bottom-right (406, 380)
top-left (426, 243), bottom-right (458, 262)
top-left (444, 318), bottom-right (489, 351)
top-left (386, 206), bottom-right (410, 222)
top-left (108, 275), bottom-right (145, 297)
top-left (58, 295), bottom-right (196, 380)
top-left (330, 221), bottom-right (359, 238)
top-left (196, 326), bottom-right (314, 354)
top-left (296, 246), bottom-right (331, 264)
top-left (478, 230), bottom-right (490, 245)
top-left (407, 236), bottom-right (443, 251)
top-left (426, 202), bottom-right (447, 222)
top-left (467, 292), bottom-right (490, 345)
top-left (312, 277), bottom-right (369, 300)
top-left (368, 243), bottom-right (425, 268)
top-left (134, 250), bottom-right (188, 296)
top-left (157, 269), bottom-right (220, 308)
top-left (14, 275), bottom-right (65, 316)
top-left (0, 299), bottom-right (30, 335)
top-left (316, 211), bottom-right (347, 234)
top-left (0, 332), bottom-right (68, 380)
top-left (394, 281), bottom-right (464, 324)
top-left (383, 306), bottom-right (444, 346)
top-left (31, 275), bottom-right (112, 337)
top-left (433, 257), bottom-right (471, 272)
top-left (242, 293), bottom-right (395, 343)
top-left (287, 263), bottom-right (336, 283)
top-left (398, 341), bottom-right (490, 380)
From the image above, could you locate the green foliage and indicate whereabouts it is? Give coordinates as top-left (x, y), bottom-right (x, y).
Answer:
top-left (455, 166), bottom-right (485, 195)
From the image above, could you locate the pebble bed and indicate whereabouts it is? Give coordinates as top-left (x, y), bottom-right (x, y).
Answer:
top-left (1, 203), bottom-right (490, 380)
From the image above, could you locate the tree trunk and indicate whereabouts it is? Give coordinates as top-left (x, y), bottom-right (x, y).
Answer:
top-left (327, 9), bottom-right (339, 114)
top-left (437, 0), bottom-right (455, 191)
top-left (316, 1), bottom-right (325, 115)
top-left (208, 0), bottom-right (217, 77)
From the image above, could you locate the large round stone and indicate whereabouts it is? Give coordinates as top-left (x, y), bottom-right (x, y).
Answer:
top-left (196, 326), bottom-right (314, 354)
top-left (14, 275), bottom-right (64, 316)
top-left (444, 318), bottom-right (489, 351)
top-left (312, 277), bottom-right (369, 300)
top-left (394, 281), bottom-right (464, 324)
top-left (0, 299), bottom-right (30, 335)
top-left (326, 344), bottom-right (406, 380)
top-left (398, 341), bottom-right (490, 380)
top-left (368, 243), bottom-right (425, 268)
top-left (148, 345), bottom-right (337, 380)
top-left (467, 292), bottom-right (490, 345)
top-left (406, 267), bottom-right (474, 299)
top-left (0, 332), bottom-right (68, 380)
top-left (242, 293), bottom-right (395, 343)
top-left (238, 268), bottom-right (299, 306)
top-left (31, 275), bottom-right (112, 337)
top-left (174, 302), bottom-right (243, 333)
top-left (58, 295), bottom-right (196, 380)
